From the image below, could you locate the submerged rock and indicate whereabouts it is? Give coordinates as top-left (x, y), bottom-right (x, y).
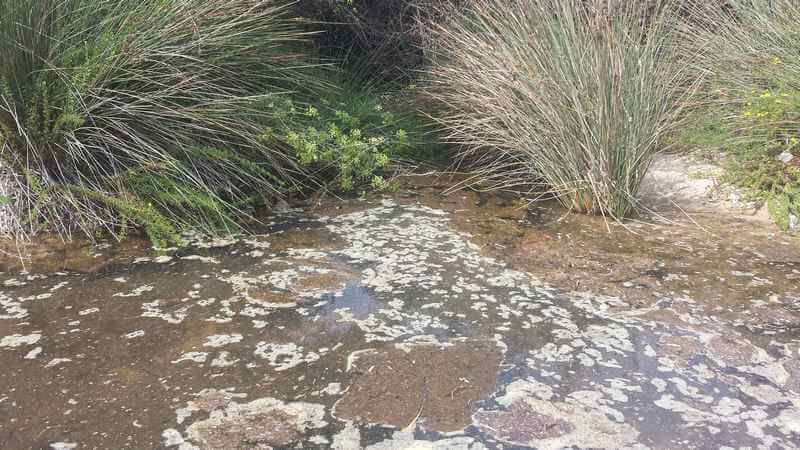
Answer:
top-left (334, 340), bottom-right (503, 432)
top-left (474, 396), bottom-right (642, 450)
top-left (171, 392), bottom-right (326, 450)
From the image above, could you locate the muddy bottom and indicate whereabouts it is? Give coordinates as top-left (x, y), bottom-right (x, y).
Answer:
top-left (401, 173), bottom-right (800, 315)
top-left (333, 340), bottom-right (503, 432)
top-left (1, 178), bottom-right (799, 449)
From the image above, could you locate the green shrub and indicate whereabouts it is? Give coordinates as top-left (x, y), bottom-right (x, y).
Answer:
top-left (682, 0), bottom-right (800, 230)
top-left (0, 0), bottom-right (321, 242)
top-left (768, 189), bottom-right (800, 231)
top-left (264, 79), bottom-right (428, 192)
top-left (423, 0), bottom-right (695, 218)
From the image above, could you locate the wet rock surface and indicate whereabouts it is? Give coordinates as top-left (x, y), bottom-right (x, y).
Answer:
top-left (1, 192), bottom-right (799, 449)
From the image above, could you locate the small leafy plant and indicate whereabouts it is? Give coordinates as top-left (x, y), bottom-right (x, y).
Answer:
top-left (264, 84), bottom-right (422, 192)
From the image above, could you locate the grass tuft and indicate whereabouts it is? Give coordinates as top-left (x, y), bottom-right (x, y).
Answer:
top-left (0, 0), bottom-right (321, 242)
top-left (423, 0), bottom-right (696, 218)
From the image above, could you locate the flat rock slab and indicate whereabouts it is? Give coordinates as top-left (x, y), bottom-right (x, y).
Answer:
top-left (0, 200), bottom-right (799, 449)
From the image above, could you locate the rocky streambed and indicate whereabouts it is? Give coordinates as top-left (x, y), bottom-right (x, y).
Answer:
top-left (1, 167), bottom-right (800, 449)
